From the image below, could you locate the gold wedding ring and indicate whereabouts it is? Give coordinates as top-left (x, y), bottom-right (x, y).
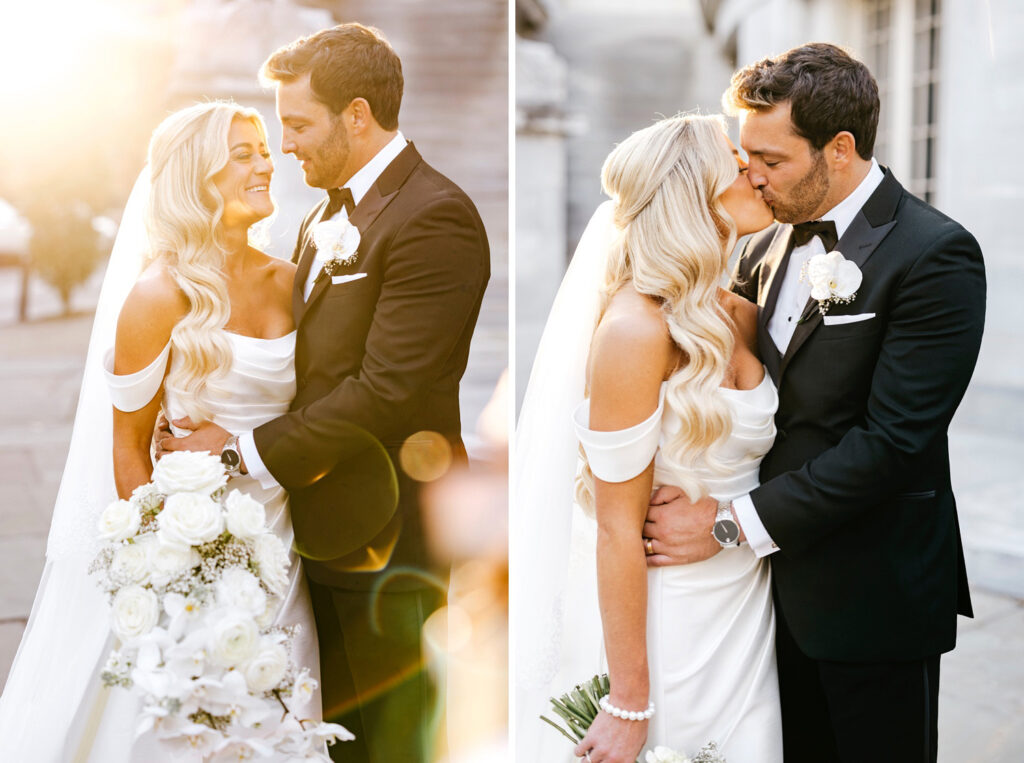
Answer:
top-left (645, 538), bottom-right (654, 556)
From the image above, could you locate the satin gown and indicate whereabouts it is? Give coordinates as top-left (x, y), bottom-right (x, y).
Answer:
top-left (574, 372), bottom-right (783, 762)
top-left (1, 330), bottom-right (320, 762)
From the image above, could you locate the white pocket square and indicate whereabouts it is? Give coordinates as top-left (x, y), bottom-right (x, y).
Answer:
top-left (823, 312), bottom-right (875, 326)
top-left (330, 273), bottom-right (367, 285)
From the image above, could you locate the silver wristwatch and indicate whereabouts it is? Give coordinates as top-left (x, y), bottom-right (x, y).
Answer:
top-left (712, 500), bottom-right (741, 548)
top-left (220, 434), bottom-right (242, 475)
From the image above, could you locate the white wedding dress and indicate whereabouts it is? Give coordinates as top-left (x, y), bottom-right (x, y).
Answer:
top-left (512, 202), bottom-right (784, 762)
top-left (573, 373), bottom-right (783, 761)
top-left (0, 330), bottom-right (321, 761)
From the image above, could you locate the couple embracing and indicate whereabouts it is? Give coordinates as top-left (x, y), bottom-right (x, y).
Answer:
top-left (0, 22), bottom-right (488, 763)
top-left (516, 43), bottom-right (984, 762)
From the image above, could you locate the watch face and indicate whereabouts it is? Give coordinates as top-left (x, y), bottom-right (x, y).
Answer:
top-left (713, 519), bottom-right (740, 545)
top-left (221, 449), bottom-right (240, 468)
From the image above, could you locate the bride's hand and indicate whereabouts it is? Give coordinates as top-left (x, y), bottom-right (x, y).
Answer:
top-left (574, 711), bottom-right (648, 763)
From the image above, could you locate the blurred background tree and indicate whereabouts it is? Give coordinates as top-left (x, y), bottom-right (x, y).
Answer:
top-left (25, 201), bottom-right (106, 316)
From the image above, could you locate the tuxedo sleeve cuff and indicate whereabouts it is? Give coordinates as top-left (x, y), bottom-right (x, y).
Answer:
top-left (238, 432), bottom-right (280, 491)
top-left (733, 493), bottom-right (779, 557)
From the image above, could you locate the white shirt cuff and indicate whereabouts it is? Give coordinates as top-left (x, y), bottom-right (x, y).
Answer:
top-left (733, 493), bottom-right (779, 558)
top-left (238, 432), bottom-right (281, 490)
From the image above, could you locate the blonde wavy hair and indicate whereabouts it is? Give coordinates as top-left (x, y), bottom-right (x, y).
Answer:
top-left (577, 114), bottom-right (740, 509)
top-left (145, 101), bottom-right (270, 422)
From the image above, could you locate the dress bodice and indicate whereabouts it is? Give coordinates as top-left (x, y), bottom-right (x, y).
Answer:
top-left (574, 369), bottom-right (779, 501)
top-left (163, 331), bottom-right (296, 436)
top-left (104, 330), bottom-right (296, 436)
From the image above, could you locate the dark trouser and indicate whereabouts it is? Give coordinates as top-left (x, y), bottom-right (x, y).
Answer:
top-left (308, 578), bottom-right (444, 763)
top-left (776, 605), bottom-right (940, 763)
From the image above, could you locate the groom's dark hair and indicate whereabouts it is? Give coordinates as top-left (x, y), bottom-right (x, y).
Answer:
top-left (723, 42), bottom-right (879, 160)
top-left (261, 23), bottom-right (403, 131)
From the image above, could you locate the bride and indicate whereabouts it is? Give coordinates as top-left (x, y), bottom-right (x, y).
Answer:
top-left (514, 114), bottom-right (782, 762)
top-left (0, 102), bottom-right (320, 760)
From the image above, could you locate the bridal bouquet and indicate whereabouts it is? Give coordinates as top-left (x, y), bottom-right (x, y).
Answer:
top-left (542, 674), bottom-right (726, 763)
top-left (91, 451), bottom-right (351, 762)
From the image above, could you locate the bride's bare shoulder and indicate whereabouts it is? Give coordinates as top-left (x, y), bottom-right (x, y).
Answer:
top-left (114, 261), bottom-right (188, 373)
top-left (588, 288), bottom-right (671, 427)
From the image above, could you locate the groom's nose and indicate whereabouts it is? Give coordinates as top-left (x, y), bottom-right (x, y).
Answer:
top-left (747, 164), bottom-right (767, 190)
top-left (281, 132), bottom-right (297, 155)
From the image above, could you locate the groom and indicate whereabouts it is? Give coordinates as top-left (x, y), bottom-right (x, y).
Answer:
top-left (643, 44), bottom-right (984, 761)
top-left (163, 23), bottom-right (490, 763)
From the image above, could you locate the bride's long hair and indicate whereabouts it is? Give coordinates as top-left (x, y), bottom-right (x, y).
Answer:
top-left (145, 101), bottom-right (270, 421)
top-left (577, 114), bottom-right (740, 508)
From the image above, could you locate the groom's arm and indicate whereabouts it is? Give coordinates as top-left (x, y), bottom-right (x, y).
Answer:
top-left (252, 194), bottom-right (489, 490)
top-left (645, 224), bottom-right (984, 565)
top-left (748, 226), bottom-right (985, 555)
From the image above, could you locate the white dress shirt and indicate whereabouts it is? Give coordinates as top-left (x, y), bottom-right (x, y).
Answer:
top-left (240, 131), bottom-right (408, 490)
top-left (734, 159), bottom-right (885, 557)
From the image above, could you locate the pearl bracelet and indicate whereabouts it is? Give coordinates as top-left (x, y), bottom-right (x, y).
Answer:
top-left (598, 695), bottom-right (655, 721)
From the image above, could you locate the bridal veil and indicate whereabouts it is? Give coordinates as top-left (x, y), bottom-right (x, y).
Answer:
top-left (0, 170), bottom-right (150, 759)
top-left (511, 201), bottom-right (618, 760)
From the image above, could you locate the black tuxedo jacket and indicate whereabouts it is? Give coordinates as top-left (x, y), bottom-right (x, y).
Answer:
top-left (253, 143), bottom-right (490, 589)
top-left (731, 169), bottom-right (985, 662)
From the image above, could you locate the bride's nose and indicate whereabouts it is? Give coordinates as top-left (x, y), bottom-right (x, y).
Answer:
top-left (254, 154), bottom-right (273, 176)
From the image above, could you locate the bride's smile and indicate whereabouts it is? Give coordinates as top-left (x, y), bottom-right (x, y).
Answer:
top-left (212, 117), bottom-right (276, 228)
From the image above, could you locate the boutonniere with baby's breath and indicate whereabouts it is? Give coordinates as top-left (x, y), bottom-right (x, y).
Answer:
top-left (799, 249), bottom-right (862, 317)
top-left (541, 673), bottom-right (726, 763)
top-left (311, 218), bottom-right (361, 276)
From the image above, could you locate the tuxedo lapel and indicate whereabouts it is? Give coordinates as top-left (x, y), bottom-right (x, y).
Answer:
top-left (299, 143), bottom-right (423, 323)
top-left (755, 225), bottom-right (795, 384)
top-left (778, 169), bottom-right (903, 378)
top-left (758, 225), bottom-right (797, 331)
top-left (293, 198), bottom-right (330, 322)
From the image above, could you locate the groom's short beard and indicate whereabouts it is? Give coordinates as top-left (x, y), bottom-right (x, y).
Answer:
top-left (768, 148), bottom-right (829, 224)
top-left (306, 116), bottom-right (350, 189)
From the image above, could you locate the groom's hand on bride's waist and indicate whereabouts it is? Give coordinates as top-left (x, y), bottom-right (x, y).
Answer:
top-left (156, 418), bottom-right (237, 467)
top-left (643, 486), bottom-right (729, 566)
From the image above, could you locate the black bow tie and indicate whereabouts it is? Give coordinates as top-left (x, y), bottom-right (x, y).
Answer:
top-left (791, 219), bottom-right (838, 251)
top-left (324, 187), bottom-right (355, 219)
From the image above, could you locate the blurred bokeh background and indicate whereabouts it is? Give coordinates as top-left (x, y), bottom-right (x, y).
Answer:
top-left (516, 0), bottom-right (1022, 760)
top-left (0, 1), bottom-right (508, 761)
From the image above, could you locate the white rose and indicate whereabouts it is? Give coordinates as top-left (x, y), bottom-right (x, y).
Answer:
top-left (98, 499), bottom-right (140, 542)
top-left (152, 451), bottom-right (227, 496)
top-left (148, 539), bottom-right (200, 586)
top-left (241, 639), bottom-right (289, 693)
top-left (216, 567), bottom-right (267, 617)
top-left (311, 218), bottom-right (361, 261)
top-left (252, 533), bottom-right (290, 596)
top-left (223, 490), bottom-right (266, 540)
top-left (158, 492), bottom-right (224, 547)
top-left (111, 585), bottom-right (160, 640)
top-left (111, 540), bottom-right (151, 584)
top-left (208, 612), bottom-right (260, 667)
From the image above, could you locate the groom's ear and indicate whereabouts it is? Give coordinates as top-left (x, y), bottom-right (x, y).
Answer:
top-left (826, 131), bottom-right (857, 171)
top-left (346, 97), bottom-right (376, 135)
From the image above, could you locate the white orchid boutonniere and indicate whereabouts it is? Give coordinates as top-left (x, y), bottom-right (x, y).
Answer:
top-left (801, 250), bottom-right (862, 316)
top-left (311, 218), bottom-right (361, 276)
